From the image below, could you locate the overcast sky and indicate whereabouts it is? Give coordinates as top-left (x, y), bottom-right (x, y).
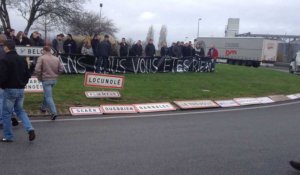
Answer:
top-left (10, 0), bottom-right (300, 44)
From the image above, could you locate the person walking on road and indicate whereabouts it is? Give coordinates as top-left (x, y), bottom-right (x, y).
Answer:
top-left (0, 40), bottom-right (35, 142)
top-left (34, 46), bottom-right (64, 120)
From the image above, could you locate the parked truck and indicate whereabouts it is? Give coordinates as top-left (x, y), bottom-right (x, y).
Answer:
top-left (194, 37), bottom-right (282, 67)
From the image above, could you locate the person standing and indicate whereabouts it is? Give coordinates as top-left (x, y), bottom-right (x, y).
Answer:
top-left (145, 39), bottom-right (156, 57)
top-left (207, 45), bottom-right (219, 71)
top-left (30, 31), bottom-right (44, 46)
top-left (15, 31), bottom-right (31, 46)
top-left (34, 46), bottom-right (64, 120)
top-left (0, 34), bottom-right (6, 128)
top-left (0, 40), bottom-right (35, 142)
top-left (81, 38), bottom-right (94, 56)
top-left (160, 42), bottom-right (169, 57)
top-left (119, 38), bottom-right (128, 57)
top-left (63, 34), bottom-right (77, 54)
top-left (133, 40), bottom-right (143, 57)
top-left (95, 34), bottom-right (111, 73)
top-left (52, 34), bottom-right (64, 54)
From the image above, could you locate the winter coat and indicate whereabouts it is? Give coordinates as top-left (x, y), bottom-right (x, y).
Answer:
top-left (145, 43), bottom-right (156, 57)
top-left (207, 48), bottom-right (219, 59)
top-left (63, 39), bottom-right (77, 54)
top-left (95, 40), bottom-right (111, 57)
top-left (0, 51), bottom-right (31, 89)
top-left (119, 43), bottom-right (128, 57)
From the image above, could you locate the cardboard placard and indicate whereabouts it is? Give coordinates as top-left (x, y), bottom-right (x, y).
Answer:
top-left (174, 100), bottom-right (219, 109)
top-left (25, 77), bottom-right (43, 93)
top-left (214, 100), bottom-right (240, 108)
top-left (84, 72), bottom-right (125, 89)
top-left (85, 91), bottom-right (121, 98)
top-left (101, 105), bottom-right (137, 114)
top-left (134, 102), bottom-right (177, 113)
top-left (69, 107), bottom-right (103, 116)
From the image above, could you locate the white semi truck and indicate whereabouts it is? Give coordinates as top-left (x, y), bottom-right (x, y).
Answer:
top-left (194, 37), bottom-right (282, 67)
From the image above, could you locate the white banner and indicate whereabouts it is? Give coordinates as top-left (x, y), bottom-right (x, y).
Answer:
top-left (233, 98), bottom-right (261, 106)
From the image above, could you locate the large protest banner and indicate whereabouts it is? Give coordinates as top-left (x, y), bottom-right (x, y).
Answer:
top-left (59, 54), bottom-right (214, 74)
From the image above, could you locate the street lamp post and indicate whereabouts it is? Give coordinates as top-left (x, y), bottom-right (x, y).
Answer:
top-left (99, 3), bottom-right (103, 32)
top-left (197, 18), bottom-right (202, 38)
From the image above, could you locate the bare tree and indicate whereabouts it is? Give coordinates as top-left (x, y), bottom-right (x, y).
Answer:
top-left (0, 0), bottom-right (12, 30)
top-left (0, 0), bottom-right (86, 33)
top-left (66, 12), bottom-right (118, 37)
top-left (158, 25), bottom-right (167, 49)
top-left (32, 14), bottom-right (57, 42)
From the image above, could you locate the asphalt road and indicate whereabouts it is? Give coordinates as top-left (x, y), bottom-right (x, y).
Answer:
top-left (1, 100), bottom-right (300, 175)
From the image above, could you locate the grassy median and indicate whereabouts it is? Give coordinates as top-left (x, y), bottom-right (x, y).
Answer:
top-left (24, 64), bottom-right (300, 114)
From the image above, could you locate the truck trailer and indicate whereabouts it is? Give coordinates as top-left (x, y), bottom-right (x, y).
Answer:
top-left (194, 37), bottom-right (282, 67)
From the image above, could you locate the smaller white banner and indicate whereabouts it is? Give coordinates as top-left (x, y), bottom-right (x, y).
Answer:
top-left (134, 102), bottom-right (176, 113)
top-left (101, 105), bottom-right (137, 114)
top-left (214, 100), bottom-right (240, 108)
top-left (233, 98), bottom-right (261, 106)
top-left (173, 100), bottom-right (219, 109)
top-left (286, 94), bottom-right (299, 100)
top-left (25, 77), bottom-right (43, 93)
top-left (85, 91), bottom-right (121, 98)
top-left (256, 97), bottom-right (274, 104)
top-left (84, 72), bottom-right (125, 89)
top-left (69, 107), bottom-right (103, 116)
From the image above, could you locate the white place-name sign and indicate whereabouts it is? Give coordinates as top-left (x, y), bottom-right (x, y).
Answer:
top-left (16, 46), bottom-right (54, 57)
top-left (174, 100), bottom-right (219, 109)
top-left (101, 105), bottom-right (137, 114)
top-left (256, 97), bottom-right (274, 104)
top-left (84, 72), bottom-right (125, 89)
top-left (85, 91), bottom-right (121, 98)
top-left (233, 98), bottom-right (261, 106)
top-left (214, 100), bottom-right (240, 108)
top-left (69, 107), bottom-right (103, 116)
top-left (134, 102), bottom-right (177, 113)
top-left (25, 77), bottom-right (43, 93)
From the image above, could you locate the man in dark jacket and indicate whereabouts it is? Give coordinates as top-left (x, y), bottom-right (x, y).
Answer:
top-left (160, 42), bottom-right (169, 56)
top-left (145, 39), bottom-right (156, 57)
top-left (95, 34), bottom-right (111, 73)
top-left (0, 40), bottom-right (35, 142)
top-left (132, 40), bottom-right (143, 56)
top-left (63, 34), bottom-right (77, 54)
top-left (119, 38), bottom-right (128, 57)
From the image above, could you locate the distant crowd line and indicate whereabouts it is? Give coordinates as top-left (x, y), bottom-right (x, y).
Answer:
top-left (1, 28), bottom-right (220, 59)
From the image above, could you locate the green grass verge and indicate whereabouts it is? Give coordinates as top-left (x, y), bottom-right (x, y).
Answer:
top-left (24, 64), bottom-right (300, 112)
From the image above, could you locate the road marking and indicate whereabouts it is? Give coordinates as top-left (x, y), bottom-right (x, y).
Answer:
top-left (31, 100), bottom-right (300, 123)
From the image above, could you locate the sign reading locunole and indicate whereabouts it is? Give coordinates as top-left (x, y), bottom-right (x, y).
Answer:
top-left (84, 72), bottom-right (125, 89)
